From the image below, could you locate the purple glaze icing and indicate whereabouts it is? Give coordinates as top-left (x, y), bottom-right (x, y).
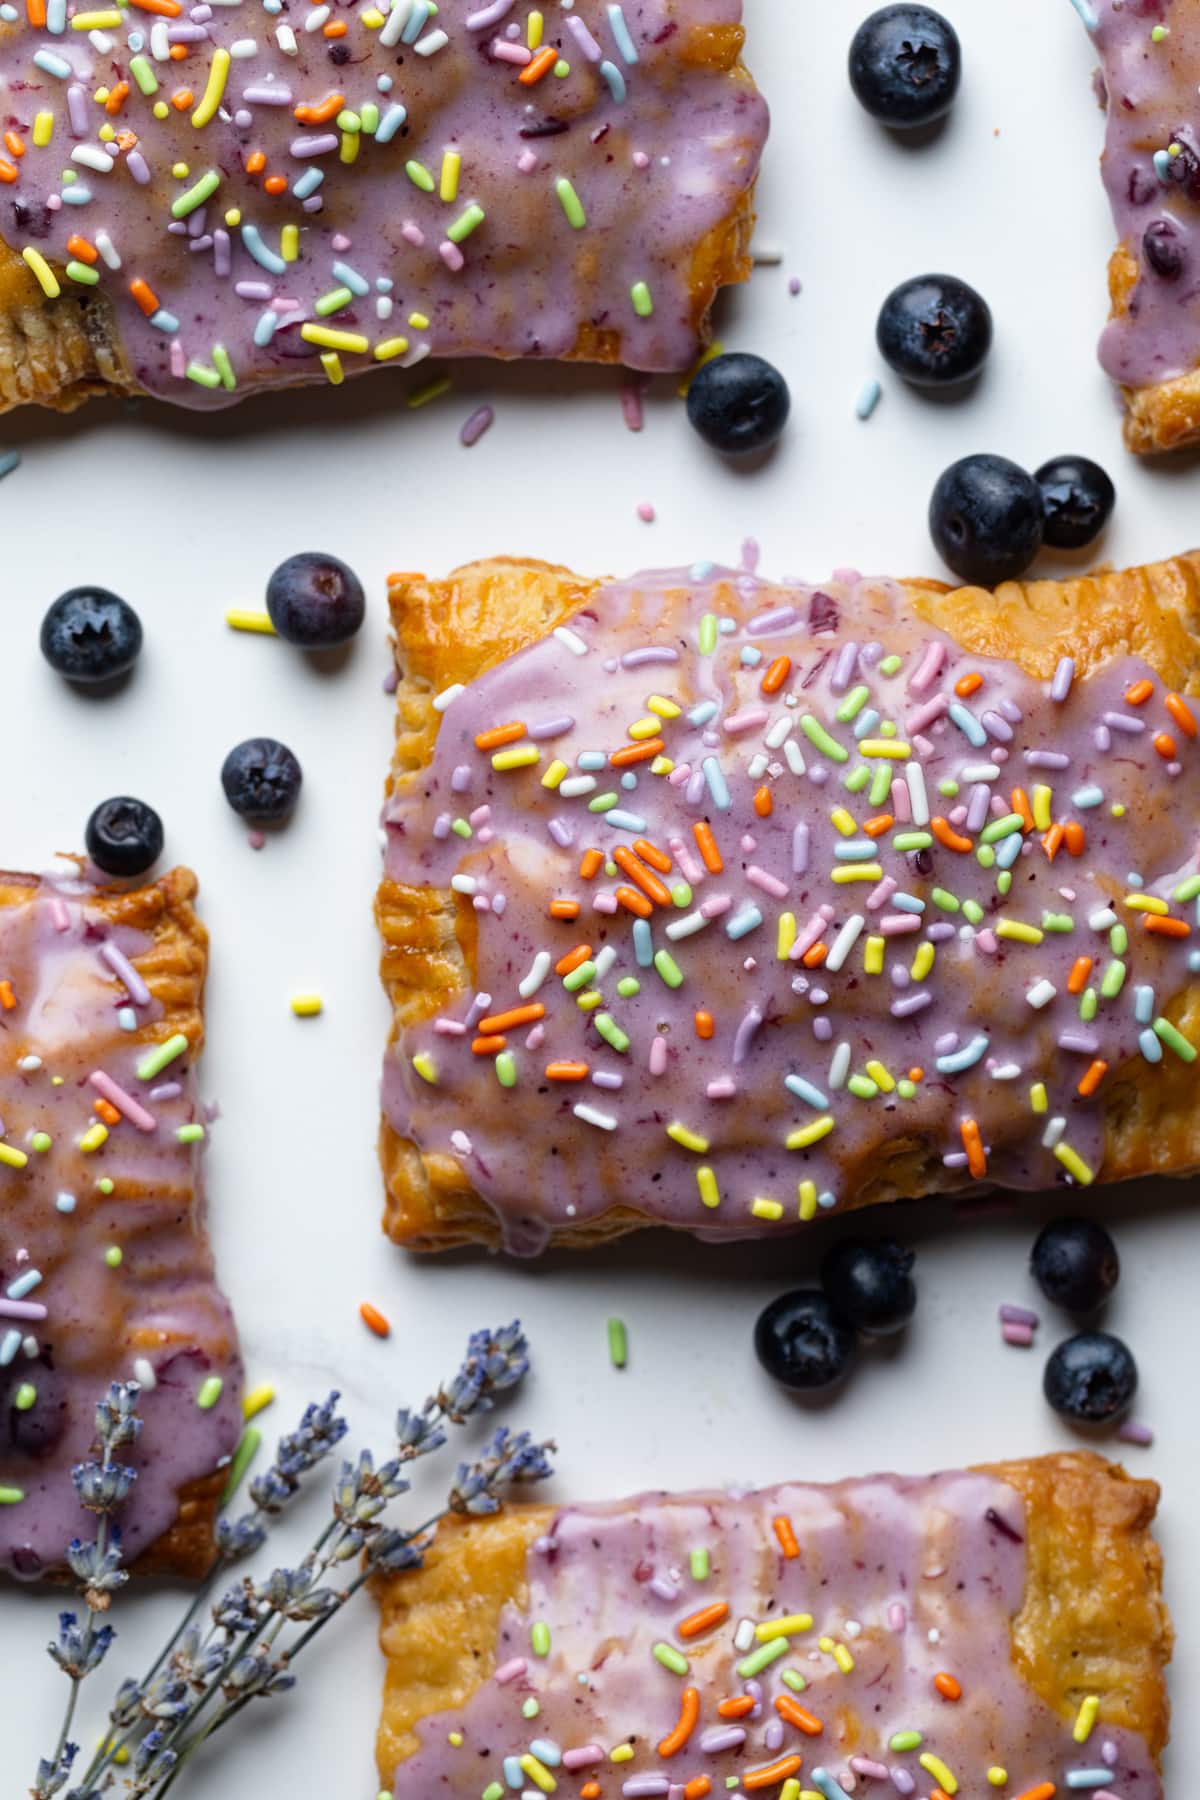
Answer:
top-left (380, 566), bottom-right (1200, 1255)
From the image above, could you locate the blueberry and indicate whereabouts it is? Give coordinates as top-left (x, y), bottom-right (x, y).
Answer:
top-left (821, 1238), bottom-right (916, 1336)
top-left (85, 797), bottom-right (163, 877)
top-left (929, 453), bottom-right (1044, 586)
top-left (1143, 219), bottom-right (1187, 282)
top-left (1044, 1331), bottom-right (1137, 1426)
top-left (848, 5), bottom-right (961, 129)
top-left (220, 737), bottom-right (303, 824)
top-left (685, 352), bottom-right (790, 456)
top-left (1031, 1217), bottom-right (1119, 1314)
top-left (265, 552), bottom-right (365, 647)
top-left (876, 275), bottom-right (992, 387)
top-left (40, 587), bottom-right (143, 684)
top-left (754, 1290), bottom-right (857, 1392)
top-left (1034, 456), bottom-right (1116, 552)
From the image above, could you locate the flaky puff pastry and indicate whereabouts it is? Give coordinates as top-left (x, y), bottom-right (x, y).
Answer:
top-left (374, 1452), bottom-right (1171, 1795)
top-left (377, 550), bottom-right (1200, 1253)
top-left (0, 865), bottom-right (242, 1581)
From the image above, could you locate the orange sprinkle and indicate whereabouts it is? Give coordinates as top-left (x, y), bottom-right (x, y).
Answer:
top-left (168, 43), bottom-right (189, 58)
top-left (717, 1696), bottom-right (756, 1720)
top-left (613, 846), bottom-right (672, 906)
top-left (4, 131), bottom-right (25, 158)
top-left (761, 654), bottom-right (792, 695)
top-left (932, 1790), bottom-right (954, 1800)
top-left (745, 1756), bottom-right (803, 1792)
top-left (774, 1696), bottom-right (824, 1735)
top-left (115, 129), bottom-right (139, 150)
top-left (581, 1786), bottom-right (602, 1800)
top-left (474, 720), bottom-right (526, 752)
top-left (477, 1002), bottom-right (545, 1035)
top-left (1125, 677), bottom-right (1154, 705)
top-left (26, 0), bottom-right (46, 22)
top-left (1041, 822), bottom-right (1065, 862)
top-left (684, 1782), bottom-right (712, 1800)
top-left (128, 0), bottom-right (183, 15)
top-left (519, 44), bottom-right (558, 83)
top-left (1063, 820), bottom-right (1086, 856)
top-left (863, 813), bottom-right (894, 838)
top-left (933, 1672), bottom-right (962, 1701)
top-left (677, 1601), bottom-right (729, 1640)
top-left (693, 820), bottom-right (723, 873)
top-left (753, 785), bottom-right (773, 818)
top-left (1145, 913), bottom-right (1191, 938)
top-left (471, 1034), bottom-right (506, 1056)
top-left (1010, 787), bottom-right (1034, 832)
top-left (170, 82), bottom-right (194, 102)
top-left (544, 1061), bottom-right (589, 1081)
top-left (615, 885), bottom-right (654, 919)
top-left (930, 816), bottom-right (972, 853)
top-left (579, 848), bottom-right (604, 880)
top-left (1165, 692), bottom-right (1198, 738)
top-left (322, 15), bottom-right (346, 32)
top-left (129, 277), bottom-right (160, 315)
top-left (1153, 731), bottom-right (1177, 760)
top-left (1077, 1059), bottom-right (1108, 1098)
top-left (94, 1098), bottom-right (121, 1127)
top-left (1013, 1787), bottom-right (1057, 1800)
top-left (359, 1301), bottom-right (390, 1338)
top-left (263, 174), bottom-right (288, 194)
top-left (293, 90), bottom-right (345, 124)
top-left (610, 737), bottom-right (664, 767)
top-left (954, 671), bottom-right (983, 697)
top-left (694, 1010), bottom-right (714, 1041)
top-left (549, 898), bottom-right (580, 921)
top-left (1066, 956), bottom-right (1093, 995)
top-left (0, 159), bottom-right (16, 184)
top-left (66, 234), bottom-right (98, 264)
top-left (104, 80), bottom-right (130, 115)
top-left (772, 1514), bottom-right (799, 1559)
top-left (634, 838), bottom-right (673, 873)
top-left (802, 942), bottom-right (828, 969)
top-left (555, 944), bottom-right (593, 977)
top-left (960, 1117), bottom-right (987, 1179)
top-left (907, 1066), bottom-right (924, 1083)
top-left (245, 149), bottom-right (267, 174)
top-left (658, 1685), bottom-right (701, 1757)
top-left (0, 981), bottom-right (14, 1011)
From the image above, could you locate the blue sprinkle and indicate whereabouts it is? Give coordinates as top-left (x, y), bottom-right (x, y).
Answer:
top-left (1189, 948), bottom-right (1200, 974)
top-left (702, 756), bottom-right (731, 810)
top-left (33, 46), bottom-right (72, 76)
top-left (688, 700), bottom-right (718, 727)
top-left (292, 167), bottom-right (324, 199)
top-left (606, 1), bottom-right (639, 63)
top-left (401, 0), bottom-right (431, 43)
top-left (996, 830), bottom-right (1024, 869)
top-left (332, 259), bottom-right (370, 296)
top-left (1139, 1027), bottom-right (1163, 1063)
top-left (854, 376), bottom-right (882, 421)
top-left (948, 701), bottom-right (988, 748)
top-left (1072, 784), bottom-right (1104, 809)
top-left (377, 72), bottom-right (393, 91)
top-left (0, 6), bottom-right (20, 20)
top-left (689, 560), bottom-right (715, 580)
top-left (376, 275), bottom-right (394, 293)
top-left (725, 906), bottom-right (763, 941)
top-left (1126, 871), bottom-right (1144, 889)
top-left (376, 101), bottom-right (408, 143)
top-left (619, 772), bottom-right (638, 791)
top-left (529, 1741), bottom-right (563, 1768)
top-left (604, 808), bottom-right (647, 832)
top-left (577, 750), bottom-right (607, 770)
top-left (785, 1073), bottom-right (828, 1109)
top-left (241, 223), bottom-right (287, 275)
top-left (834, 840), bottom-right (878, 862)
top-left (935, 1033), bottom-right (990, 1075)
top-left (502, 1755), bottom-right (523, 1790)
top-left (817, 1190), bottom-right (838, 1210)
top-left (1134, 984), bottom-right (1155, 1025)
top-left (599, 57), bottom-right (626, 101)
top-left (1153, 147), bottom-right (1173, 181)
top-left (253, 311), bottom-right (279, 347)
top-left (0, 450), bottom-right (20, 481)
top-left (0, 1329), bottom-right (21, 1366)
top-left (632, 918), bottom-right (653, 967)
top-left (740, 645), bottom-right (763, 667)
top-left (812, 1770), bottom-right (855, 1800)
top-left (1066, 0), bottom-right (1098, 29)
top-left (148, 308), bottom-right (180, 333)
top-left (852, 708), bottom-right (880, 739)
top-left (892, 893), bottom-right (926, 914)
top-left (62, 185), bottom-right (93, 205)
top-left (1066, 1775), bottom-right (1115, 1791)
top-left (46, 0), bottom-right (65, 28)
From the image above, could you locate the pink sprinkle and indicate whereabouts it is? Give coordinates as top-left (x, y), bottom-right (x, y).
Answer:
top-left (50, 898), bottom-right (71, 932)
top-left (439, 240), bottom-right (465, 272)
top-left (525, 1024), bottom-right (545, 1051)
top-left (433, 1018), bottom-right (466, 1036)
top-left (908, 641), bottom-right (946, 695)
top-left (1002, 1321), bottom-right (1035, 1347)
top-left (851, 1759), bottom-right (890, 1782)
top-left (887, 1601), bottom-right (906, 1631)
top-left (669, 838), bottom-right (704, 884)
top-left (788, 276), bottom-right (801, 295)
top-left (100, 943), bottom-right (151, 1007)
top-left (401, 220), bottom-right (425, 247)
top-left (620, 384), bottom-right (644, 432)
top-left (169, 339), bottom-right (186, 378)
top-left (667, 764), bottom-right (692, 787)
top-left (493, 1657), bottom-right (527, 1686)
top-left (382, 666), bottom-right (399, 694)
top-left (700, 893), bottom-right (732, 919)
top-left (890, 776), bottom-right (912, 822)
top-left (706, 1078), bottom-right (737, 1099)
top-left (517, 147), bottom-right (538, 173)
top-left (636, 501), bottom-right (656, 523)
top-left (632, 149), bottom-right (650, 168)
top-left (460, 404), bottom-right (494, 447)
top-left (248, 829), bottom-right (266, 850)
top-left (593, 893), bottom-right (618, 915)
top-left (0, 1298), bottom-right (47, 1321)
top-left (866, 875), bottom-right (898, 911)
top-left (492, 36), bottom-right (531, 61)
top-left (747, 865), bottom-right (789, 900)
top-left (563, 1747), bottom-right (605, 1772)
top-left (879, 914), bottom-right (921, 937)
top-left (649, 1035), bottom-right (668, 1076)
top-left (905, 694), bottom-right (949, 735)
top-left (1117, 1419), bottom-right (1155, 1447)
top-left (724, 707), bottom-right (769, 737)
top-left (89, 1071), bottom-right (157, 1134)
top-left (999, 1303), bottom-right (1039, 1327)
top-left (975, 929), bottom-right (998, 955)
top-left (330, 231), bottom-right (351, 252)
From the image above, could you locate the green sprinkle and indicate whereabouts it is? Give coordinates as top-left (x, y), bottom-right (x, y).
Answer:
top-left (97, 1178), bottom-right (114, 1195)
top-left (447, 203), bottom-right (485, 244)
top-left (892, 832), bottom-right (932, 853)
top-left (630, 279), bottom-right (653, 317)
top-left (576, 990), bottom-right (603, 1012)
top-left (1154, 1016), bottom-right (1197, 1062)
top-left (451, 818), bottom-right (473, 839)
top-left (605, 860), bottom-right (619, 878)
top-left (553, 57), bottom-right (569, 75)
top-left (587, 791), bottom-right (620, 813)
top-left (835, 685), bottom-right (870, 723)
top-left (65, 259), bottom-right (99, 285)
top-left (737, 1637), bottom-right (789, 1678)
top-left (531, 1621), bottom-right (551, 1657)
top-left (976, 844), bottom-right (996, 869)
top-left (521, 1697), bottom-right (540, 1720)
top-left (996, 869), bottom-right (1013, 896)
top-left (129, 52), bottom-right (158, 94)
top-left (879, 653), bottom-right (903, 676)
top-left (171, 167), bottom-right (219, 218)
top-left (196, 1375), bottom-right (224, 1411)
top-left (896, 1078), bottom-right (916, 1099)
top-left (1042, 912), bottom-right (1075, 933)
top-left (938, 778), bottom-right (959, 798)
top-left (800, 715), bottom-right (848, 763)
top-left (555, 176), bottom-right (586, 228)
top-left (219, 1425), bottom-right (262, 1506)
top-left (1079, 988), bottom-right (1098, 1022)
top-left (689, 1546), bottom-right (710, 1581)
top-left (562, 960), bottom-right (597, 993)
top-left (868, 763), bottom-right (892, 807)
top-left (843, 764), bottom-right (869, 794)
top-left (138, 1033), bottom-right (188, 1081)
top-left (1174, 873), bottom-right (1200, 903)
top-left (211, 343), bottom-right (236, 391)
top-left (607, 1316), bottom-right (628, 1368)
top-left (671, 883), bottom-right (693, 907)
top-left (14, 1383), bottom-right (36, 1411)
top-left (0, 1486), bottom-right (24, 1505)
top-left (653, 1641), bottom-right (690, 1675)
top-left (176, 1123), bottom-right (205, 1144)
top-left (335, 107), bottom-right (361, 132)
top-left (405, 159), bottom-right (435, 191)
top-left (847, 1074), bottom-right (879, 1100)
top-left (1110, 923), bottom-right (1129, 955)
top-left (616, 977), bottom-right (640, 998)
top-left (879, 717), bottom-right (898, 737)
top-left (980, 812), bottom-right (1024, 844)
top-left (654, 950), bottom-right (683, 989)
top-left (890, 1731), bottom-right (922, 1754)
top-left (483, 1784), bottom-right (506, 1800)
top-left (1100, 959), bottom-right (1127, 999)
top-left (495, 1051), bottom-right (517, 1087)
top-left (780, 1668), bottom-right (807, 1693)
top-left (185, 361), bottom-right (221, 389)
top-left (360, 101), bottom-right (379, 133)
top-left (961, 899), bottom-right (983, 926)
top-left (698, 613), bottom-right (718, 655)
top-left (104, 1246), bottom-right (122, 1268)
top-left (30, 1133), bottom-right (52, 1154)
top-left (315, 284), bottom-right (354, 316)
top-left (930, 887), bottom-right (960, 913)
top-left (595, 1013), bottom-right (630, 1054)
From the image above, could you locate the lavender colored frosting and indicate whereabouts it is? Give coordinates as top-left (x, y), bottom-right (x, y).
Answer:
top-left (0, 875), bottom-right (241, 1579)
top-left (381, 566), bottom-right (1200, 1255)
top-left (4, 0), bottom-right (767, 406)
top-left (389, 1471), bottom-right (1161, 1800)
top-left (1091, 0), bottom-right (1200, 386)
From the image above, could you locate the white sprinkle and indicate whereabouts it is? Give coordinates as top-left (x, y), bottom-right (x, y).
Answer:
top-left (824, 914), bottom-right (864, 974)
top-left (765, 715), bottom-right (793, 750)
top-left (554, 626), bottom-right (589, 657)
top-left (275, 21), bottom-right (298, 51)
top-left (414, 25), bottom-right (449, 52)
top-left (573, 1102), bottom-right (617, 1131)
top-left (303, 5), bottom-right (329, 28)
top-left (783, 737), bottom-right (806, 776)
top-left (665, 910), bottom-right (708, 941)
top-left (432, 682), bottom-right (464, 712)
top-left (229, 36), bottom-right (258, 55)
top-left (1026, 980), bottom-right (1057, 1010)
top-left (593, 946), bottom-right (617, 981)
top-left (905, 762), bottom-right (929, 826)
top-left (72, 143), bottom-right (116, 172)
top-left (18, 1056), bottom-right (42, 1072)
top-left (518, 951), bottom-right (552, 999)
top-left (733, 1618), bottom-right (756, 1653)
top-left (1088, 907), bottom-right (1118, 931)
top-left (95, 230), bottom-right (121, 269)
top-left (133, 1356), bottom-right (157, 1390)
top-left (450, 874), bottom-right (478, 895)
top-left (1041, 1116), bottom-right (1067, 1149)
top-left (828, 1041), bottom-right (851, 1089)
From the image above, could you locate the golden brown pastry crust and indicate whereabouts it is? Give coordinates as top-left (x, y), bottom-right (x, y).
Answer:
top-left (1107, 243), bottom-right (1200, 455)
top-left (373, 1452), bottom-right (1171, 1785)
top-left (377, 549), bottom-right (1200, 1252)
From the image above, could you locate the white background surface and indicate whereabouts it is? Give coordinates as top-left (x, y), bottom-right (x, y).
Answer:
top-left (2, 0), bottom-right (1195, 1791)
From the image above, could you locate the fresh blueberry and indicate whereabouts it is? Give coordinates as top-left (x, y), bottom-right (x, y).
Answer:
top-left (220, 737), bottom-right (303, 824)
top-left (1035, 456), bottom-right (1116, 551)
top-left (848, 5), bottom-right (961, 129)
top-left (929, 453), bottom-right (1044, 586)
top-left (85, 797), bottom-right (164, 877)
top-left (1031, 1218), bottom-right (1119, 1314)
top-left (40, 587), bottom-right (143, 684)
top-left (820, 1238), bottom-right (917, 1336)
top-left (754, 1290), bottom-right (857, 1392)
top-left (265, 552), bottom-right (366, 647)
top-left (1043, 1331), bottom-right (1137, 1426)
top-left (685, 352), bottom-right (790, 456)
top-left (876, 275), bottom-right (992, 387)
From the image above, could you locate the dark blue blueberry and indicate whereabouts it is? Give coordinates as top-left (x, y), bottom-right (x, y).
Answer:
top-left (40, 587), bottom-right (143, 684)
top-left (1142, 219), bottom-right (1187, 281)
top-left (754, 1290), bottom-right (857, 1392)
top-left (848, 5), bottom-right (961, 129)
top-left (876, 275), bottom-right (992, 387)
top-left (1044, 1331), bottom-right (1137, 1425)
top-left (821, 1238), bottom-right (917, 1336)
top-left (1035, 456), bottom-right (1116, 551)
top-left (685, 353), bottom-right (790, 456)
top-left (929, 453), bottom-right (1043, 585)
top-left (85, 797), bottom-right (163, 877)
top-left (220, 737), bottom-right (303, 823)
top-left (1031, 1218), bottom-right (1119, 1314)
top-left (265, 552), bottom-right (365, 647)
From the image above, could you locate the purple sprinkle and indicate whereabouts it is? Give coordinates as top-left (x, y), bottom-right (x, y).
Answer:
top-left (891, 1770), bottom-right (916, 1796)
top-left (148, 1081), bottom-right (183, 1102)
top-left (547, 817), bottom-right (574, 849)
top-left (966, 784), bottom-right (992, 833)
top-left (812, 1016), bottom-right (833, 1041)
top-left (235, 280), bottom-right (274, 300)
top-left (926, 921), bottom-right (956, 941)
top-left (733, 1007), bottom-right (762, 1064)
top-left (620, 646), bottom-right (678, 668)
top-left (291, 133), bottom-right (340, 158)
top-left (999, 1303), bottom-right (1039, 1326)
top-left (100, 942), bottom-right (151, 1007)
top-left (623, 1780), bottom-right (670, 1798)
top-left (528, 715), bottom-right (574, 740)
top-left (1051, 656), bottom-right (1075, 702)
top-left (242, 82), bottom-right (294, 103)
top-left (747, 604), bottom-right (799, 634)
top-left (1058, 1030), bottom-right (1100, 1054)
top-left (890, 992), bottom-right (932, 1017)
top-left (981, 710), bottom-right (1014, 742)
top-left (699, 1727), bottom-right (746, 1755)
top-left (1102, 711), bottom-right (1145, 734)
top-left (592, 1069), bottom-right (622, 1090)
top-left (564, 10), bottom-right (602, 58)
top-left (792, 823), bottom-right (810, 874)
top-left (1117, 1418), bottom-right (1154, 1446)
top-left (999, 697), bottom-right (1023, 723)
top-left (1024, 748), bottom-right (1071, 769)
top-left (1101, 1743), bottom-right (1119, 1768)
top-left (127, 150), bottom-right (151, 185)
top-left (764, 1721), bottom-right (785, 1752)
top-left (649, 1575), bottom-right (679, 1602)
top-left (460, 404), bottom-right (495, 448)
top-left (1094, 724), bottom-right (1112, 752)
top-left (67, 82), bottom-right (88, 136)
top-left (451, 765), bottom-right (472, 791)
top-left (830, 640), bottom-right (859, 693)
top-left (432, 813), bottom-right (451, 839)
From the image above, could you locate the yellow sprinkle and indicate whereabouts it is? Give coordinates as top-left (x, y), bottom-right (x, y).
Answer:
top-left (1029, 1081), bottom-right (1048, 1115)
top-left (339, 129), bottom-right (360, 165)
top-left (987, 1772), bottom-right (1008, 1789)
top-left (995, 919), bottom-right (1044, 945)
top-left (448, 1732), bottom-right (463, 1747)
top-left (361, 6), bottom-right (385, 23)
top-left (910, 941), bottom-right (935, 981)
top-left (320, 352), bottom-right (344, 385)
top-left (626, 715), bottom-right (661, 740)
top-left (439, 147), bottom-right (461, 201)
top-left (374, 336), bottom-right (411, 360)
top-left (191, 45), bottom-right (231, 128)
top-left (919, 1755), bottom-right (958, 1796)
top-left (224, 608), bottom-right (276, 634)
top-left (667, 1122), bottom-right (709, 1154)
top-left (299, 322), bottom-right (369, 354)
top-left (777, 911), bottom-right (797, 960)
top-left (797, 1179), bottom-right (817, 1220)
top-left (829, 806), bottom-right (857, 837)
top-left (97, 123), bottom-right (116, 142)
top-left (610, 1745), bottom-right (634, 1765)
top-left (0, 1143), bottom-right (28, 1170)
top-left (677, 339), bottom-right (722, 398)
top-left (859, 738), bottom-right (911, 759)
top-left (832, 1642), bottom-right (855, 1674)
top-left (223, 206), bottom-right (241, 226)
top-left (780, 1785), bottom-right (802, 1800)
top-left (864, 1059), bottom-right (894, 1093)
top-left (280, 223), bottom-right (299, 263)
top-left (1054, 1142), bottom-right (1095, 1187)
top-left (1111, 802), bottom-right (1126, 818)
top-left (647, 694), bottom-right (681, 719)
top-left (412, 1053), bottom-right (438, 1085)
top-left (519, 1754), bottom-right (556, 1794)
top-left (527, 6), bottom-right (543, 46)
top-left (1072, 1696), bottom-right (1100, 1744)
top-left (21, 246), bottom-right (60, 299)
top-left (696, 1166), bottom-right (720, 1210)
top-left (756, 1612), bottom-right (812, 1641)
top-left (541, 760), bottom-right (568, 790)
top-left (33, 110), bottom-right (54, 147)
top-left (171, 160), bottom-right (189, 178)
top-left (1032, 785), bottom-right (1052, 830)
top-left (831, 863), bottom-right (882, 884)
top-left (1124, 892), bottom-right (1169, 914)
top-left (242, 1383), bottom-right (275, 1420)
top-left (408, 310), bottom-right (430, 329)
top-left (785, 1115), bottom-right (835, 1151)
top-left (79, 1123), bottom-right (108, 1154)
top-left (751, 1196), bottom-right (783, 1221)
top-left (864, 934), bottom-right (884, 974)
top-left (153, 101), bottom-right (170, 120)
top-left (817, 1636), bottom-right (834, 1653)
top-left (290, 993), bottom-right (323, 1017)
top-left (408, 375), bottom-right (453, 410)
top-left (492, 745), bottom-right (540, 772)
top-left (72, 9), bottom-right (123, 25)
top-left (649, 756), bottom-right (674, 775)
